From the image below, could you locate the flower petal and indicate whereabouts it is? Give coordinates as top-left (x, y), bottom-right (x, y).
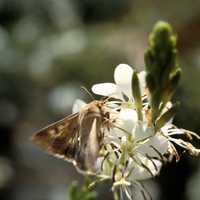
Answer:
top-left (91, 83), bottom-right (120, 97)
top-left (115, 108), bottom-right (138, 135)
top-left (136, 134), bottom-right (169, 158)
top-left (114, 64), bottom-right (133, 98)
top-left (128, 155), bottom-right (162, 180)
top-left (72, 99), bottom-right (86, 113)
top-left (134, 121), bottom-right (154, 141)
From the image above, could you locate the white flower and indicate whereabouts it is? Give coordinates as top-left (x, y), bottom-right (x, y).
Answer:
top-left (72, 99), bottom-right (167, 182)
top-left (92, 64), bottom-right (146, 100)
top-left (90, 65), bottom-right (170, 195)
top-left (73, 62), bottom-right (200, 200)
top-left (99, 107), bottom-right (168, 181)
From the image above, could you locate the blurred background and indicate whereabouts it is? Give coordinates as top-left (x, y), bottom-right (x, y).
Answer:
top-left (0, 0), bottom-right (200, 199)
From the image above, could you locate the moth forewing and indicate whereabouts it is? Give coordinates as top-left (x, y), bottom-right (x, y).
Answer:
top-left (32, 100), bottom-right (107, 173)
top-left (32, 113), bottom-right (80, 161)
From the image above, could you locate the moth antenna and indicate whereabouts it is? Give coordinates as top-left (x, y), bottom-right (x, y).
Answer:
top-left (100, 96), bottom-right (109, 103)
top-left (101, 96), bottom-right (115, 104)
top-left (81, 86), bottom-right (95, 100)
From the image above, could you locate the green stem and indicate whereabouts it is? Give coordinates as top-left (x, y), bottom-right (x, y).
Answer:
top-left (113, 189), bottom-right (120, 200)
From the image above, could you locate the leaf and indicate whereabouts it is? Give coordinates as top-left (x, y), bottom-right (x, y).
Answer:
top-left (155, 102), bottom-right (180, 131)
top-left (144, 21), bottom-right (181, 123)
top-left (132, 71), bottom-right (143, 120)
top-left (69, 181), bottom-right (97, 200)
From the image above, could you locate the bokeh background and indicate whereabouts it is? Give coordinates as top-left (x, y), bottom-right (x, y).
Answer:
top-left (0, 0), bottom-right (200, 200)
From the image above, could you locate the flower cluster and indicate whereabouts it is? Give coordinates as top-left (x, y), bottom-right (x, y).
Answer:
top-left (73, 64), bottom-right (200, 199)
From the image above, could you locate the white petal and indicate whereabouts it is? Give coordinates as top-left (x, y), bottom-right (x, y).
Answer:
top-left (137, 134), bottom-right (169, 158)
top-left (128, 155), bottom-right (162, 181)
top-left (134, 121), bottom-right (154, 141)
top-left (72, 99), bottom-right (86, 113)
top-left (91, 83), bottom-right (120, 97)
top-left (104, 109), bottom-right (138, 145)
top-left (117, 108), bottom-right (138, 134)
top-left (114, 64), bottom-right (133, 98)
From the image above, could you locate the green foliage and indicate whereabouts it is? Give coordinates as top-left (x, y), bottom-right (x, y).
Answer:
top-left (155, 102), bottom-right (180, 131)
top-left (132, 71), bottom-right (143, 120)
top-left (69, 181), bottom-right (97, 200)
top-left (144, 21), bottom-right (181, 123)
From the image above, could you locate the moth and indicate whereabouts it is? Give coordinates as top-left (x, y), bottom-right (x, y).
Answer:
top-left (32, 100), bottom-right (114, 174)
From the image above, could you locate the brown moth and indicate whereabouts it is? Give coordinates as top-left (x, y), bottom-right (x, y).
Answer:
top-left (32, 100), bottom-right (113, 174)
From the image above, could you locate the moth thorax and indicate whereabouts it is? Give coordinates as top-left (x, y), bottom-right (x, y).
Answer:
top-left (80, 112), bottom-right (102, 128)
top-left (79, 102), bottom-right (103, 122)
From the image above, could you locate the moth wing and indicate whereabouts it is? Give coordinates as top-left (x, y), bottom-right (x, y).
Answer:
top-left (32, 113), bottom-right (80, 162)
top-left (81, 118), bottom-right (100, 171)
top-left (75, 117), bottom-right (101, 173)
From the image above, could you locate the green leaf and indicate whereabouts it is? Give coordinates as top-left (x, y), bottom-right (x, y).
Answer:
top-left (155, 102), bottom-right (180, 131)
top-left (161, 68), bottom-right (181, 104)
top-left (144, 21), bottom-right (181, 123)
top-left (132, 71), bottom-right (143, 120)
top-left (69, 181), bottom-right (97, 200)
